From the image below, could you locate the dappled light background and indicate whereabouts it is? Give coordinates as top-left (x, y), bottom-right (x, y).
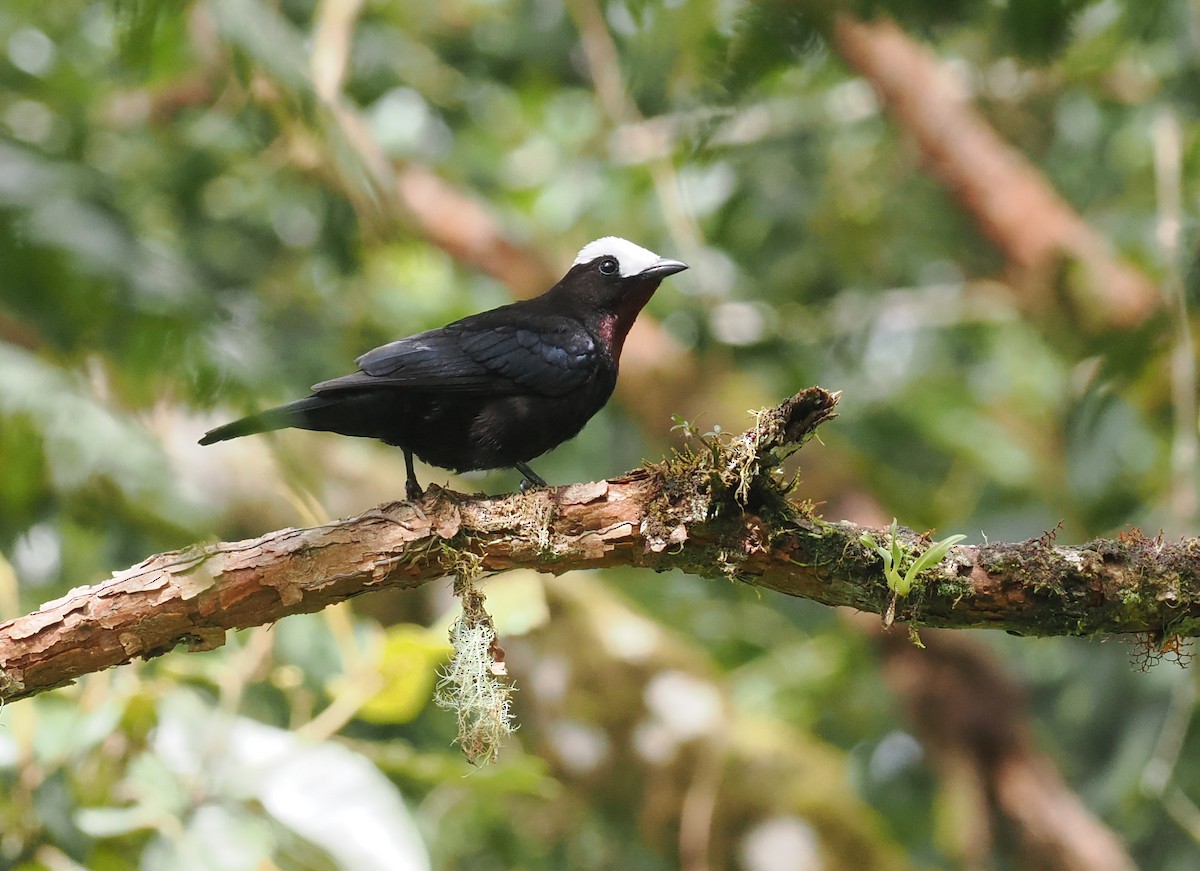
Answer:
top-left (2, 0), bottom-right (1199, 869)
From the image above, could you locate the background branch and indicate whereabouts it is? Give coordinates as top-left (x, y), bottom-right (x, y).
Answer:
top-left (862, 619), bottom-right (1139, 871)
top-left (831, 13), bottom-right (1160, 329)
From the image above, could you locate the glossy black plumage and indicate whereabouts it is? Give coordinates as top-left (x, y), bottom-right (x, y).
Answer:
top-left (200, 237), bottom-right (687, 498)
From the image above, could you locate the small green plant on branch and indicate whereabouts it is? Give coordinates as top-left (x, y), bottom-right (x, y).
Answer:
top-left (860, 519), bottom-right (966, 598)
top-left (861, 519), bottom-right (966, 633)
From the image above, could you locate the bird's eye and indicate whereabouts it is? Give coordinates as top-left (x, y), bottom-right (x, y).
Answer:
top-left (598, 257), bottom-right (619, 275)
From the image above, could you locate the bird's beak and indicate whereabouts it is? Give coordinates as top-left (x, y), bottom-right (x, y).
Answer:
top-left (637, 258), bottom-right (688, 280)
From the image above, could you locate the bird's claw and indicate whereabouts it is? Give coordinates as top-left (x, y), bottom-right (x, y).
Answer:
top-left (515, 462), bottom-right (547, 491)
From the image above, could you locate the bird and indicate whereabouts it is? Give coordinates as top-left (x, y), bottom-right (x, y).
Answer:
top-left (200, 237), bottom-right (687, 499)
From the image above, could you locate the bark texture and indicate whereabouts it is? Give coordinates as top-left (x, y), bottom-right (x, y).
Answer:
top-left (3, 387), bottom-right (1199, 704)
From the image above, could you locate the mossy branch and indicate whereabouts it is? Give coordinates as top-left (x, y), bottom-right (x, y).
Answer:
top-left (3, 386), bottom-right (1199, 703)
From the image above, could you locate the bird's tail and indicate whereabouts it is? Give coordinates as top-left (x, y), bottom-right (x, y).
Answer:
top-left (198, 396), bottom-right (335, 445)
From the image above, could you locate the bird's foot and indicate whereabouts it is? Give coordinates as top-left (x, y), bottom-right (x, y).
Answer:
top-left (515, 462), bottom-right (548, 491)
top-left (406, 479), bottom-right (425, 502)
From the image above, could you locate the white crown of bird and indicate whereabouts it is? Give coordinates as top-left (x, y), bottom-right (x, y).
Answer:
top-left (573, 237), bottom-right (663, 278)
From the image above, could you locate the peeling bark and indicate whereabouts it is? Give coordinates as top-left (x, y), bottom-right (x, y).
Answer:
top-left (3, 387), bottom-right (1199, 703)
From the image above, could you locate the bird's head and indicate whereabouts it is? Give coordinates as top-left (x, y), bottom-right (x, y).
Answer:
top-left (558, 236), bottom-right (687, 358)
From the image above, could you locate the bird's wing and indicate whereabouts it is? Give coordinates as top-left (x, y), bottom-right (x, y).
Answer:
top-left (312, 315), bottom-right (598, 397)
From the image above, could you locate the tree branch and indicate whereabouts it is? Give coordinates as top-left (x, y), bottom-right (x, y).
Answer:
top-left (3, 386), bottom-right (1199, 703)
top-left (831, 13), bottom-right (1160, 330)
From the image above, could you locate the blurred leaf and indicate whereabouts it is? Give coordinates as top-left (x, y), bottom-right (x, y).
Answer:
top-left (0, 342), bottom-right (201, 525)
top-left (208, 0), bottom-right (314, 93)
top-left (355, 624), bottom-right (450, 725)
top-left (154, 690), bottom-right (432, 871)
top-left (31, 694), bottom-right (126, 767)
top-left (113, 0), bottom-right (189, 74)
top-left (474, 570), bottom-right (550, 636)
top-left (724, 3), bottom-right (824, 98)
top-left (1000, 0), bottom-right (1087, 61)
top-left (141, 803), bottom-right (279, 871)
top-left (76, 804), bottom-right (164, 837)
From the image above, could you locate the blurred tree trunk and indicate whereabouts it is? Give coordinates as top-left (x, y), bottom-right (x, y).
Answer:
top-left (862, 617), bottom-right (1140, 871)
top-left (830, 12), bottom-right (1159, 330)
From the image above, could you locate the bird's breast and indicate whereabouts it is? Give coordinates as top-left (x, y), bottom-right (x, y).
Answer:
top-left (405, 379), bottom-right (615, 472)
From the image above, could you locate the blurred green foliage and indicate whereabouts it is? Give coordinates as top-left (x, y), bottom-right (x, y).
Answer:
top-left (3, 0), bottom-right (1200, 868)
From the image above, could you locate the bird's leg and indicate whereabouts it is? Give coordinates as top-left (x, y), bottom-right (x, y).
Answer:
top-left (404, 449), bottom-right (424, 501)
top-left (515, 462), bottom-right (547, 491)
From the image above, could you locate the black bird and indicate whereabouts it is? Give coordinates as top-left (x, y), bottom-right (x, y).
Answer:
top-left (200, 237), bottom-right (687, 498)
